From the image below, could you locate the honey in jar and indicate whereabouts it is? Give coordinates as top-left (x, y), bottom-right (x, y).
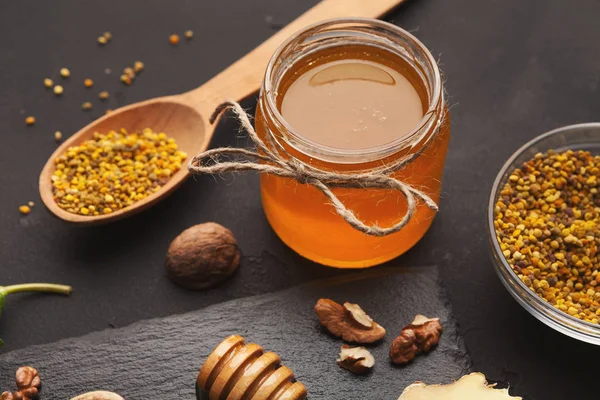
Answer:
top-left (281, 58), bottom-right (424, 150)
top-left (256, 19), bottom-right (450, 268)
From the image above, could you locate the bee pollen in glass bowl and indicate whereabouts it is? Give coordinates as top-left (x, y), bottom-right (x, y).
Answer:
top-left (494, 149), bottom-right (600, 324)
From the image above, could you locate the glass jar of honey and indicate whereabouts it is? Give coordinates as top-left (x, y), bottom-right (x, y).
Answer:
top-left (255, 18), bottom-right (449, 268)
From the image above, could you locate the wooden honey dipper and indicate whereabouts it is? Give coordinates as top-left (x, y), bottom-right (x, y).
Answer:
top-left (197, 335), bottom-right (307, 400)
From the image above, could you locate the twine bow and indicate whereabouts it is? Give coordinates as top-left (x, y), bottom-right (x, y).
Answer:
top-left (188, 101), bottom-right (438, 236)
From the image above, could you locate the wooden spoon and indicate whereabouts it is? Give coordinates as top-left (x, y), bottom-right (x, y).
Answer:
top-left (39, 0), bottom-right (407, 225)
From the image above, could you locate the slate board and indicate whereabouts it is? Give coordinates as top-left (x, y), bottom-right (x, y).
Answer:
top-left (0, 267), bottom-right (470, 399)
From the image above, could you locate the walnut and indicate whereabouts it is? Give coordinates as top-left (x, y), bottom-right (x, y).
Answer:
top-left (314, 299), bottom-right (386, 344)
top-left (165, 223), bottom-right (240, 290)
top-left (15, 367), bottom-right (40, 391)
top-left (70, 391), bottom-right (124, 400)
top-left (389, 315), bottom-right (442, 364)
top-left (337, 345), bottom-right (374, 375)
top-left (12, 388), bottom-right (37, 400)
top-left (8, 366), bottom-right (41, 400)
top-left (1, 392), bottom-right (14, 400)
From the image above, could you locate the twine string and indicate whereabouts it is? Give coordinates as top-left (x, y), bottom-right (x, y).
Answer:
top-left (188, 101), bottom-right (438, 236)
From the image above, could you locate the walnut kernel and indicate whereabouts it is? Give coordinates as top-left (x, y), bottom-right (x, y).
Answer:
top-left (389, 315), bottom-right (442, 364)
top-left (314, 298), bottom-right (385, 344)
top-left (337, 345), bottom-right (374, 375)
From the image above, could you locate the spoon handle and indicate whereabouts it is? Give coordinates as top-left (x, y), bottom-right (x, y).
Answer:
top-left (184, 0), bottom-right (407, 115)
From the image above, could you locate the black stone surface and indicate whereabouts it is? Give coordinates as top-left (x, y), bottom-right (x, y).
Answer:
top-left (0, 268), bottom-right (470, 399)
top-left (1, 0), bottom-right (600, 399)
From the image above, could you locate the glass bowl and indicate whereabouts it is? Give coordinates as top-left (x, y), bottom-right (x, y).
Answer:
top-left (487, 123), bottom-right (600, 344)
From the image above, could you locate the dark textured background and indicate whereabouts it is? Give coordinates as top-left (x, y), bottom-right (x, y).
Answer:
top-left (0, 269), bottom-right (472, 399)
top-left (0, 0), bottom-right (599, 398)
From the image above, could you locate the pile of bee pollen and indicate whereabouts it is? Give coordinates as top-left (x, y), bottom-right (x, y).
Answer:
top-left (51, 128), bottom-right (187, 216)
top-left (494, 149), bottom-right (600, 323)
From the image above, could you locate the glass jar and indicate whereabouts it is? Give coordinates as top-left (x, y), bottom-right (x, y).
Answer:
top-left (255, 18), bottom-right (449, 268)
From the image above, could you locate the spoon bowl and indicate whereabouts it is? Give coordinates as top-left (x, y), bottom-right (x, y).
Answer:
top-left (39, 96), bottom-right (208, 224)
top-left (38, 0), bottom-right (406, 225)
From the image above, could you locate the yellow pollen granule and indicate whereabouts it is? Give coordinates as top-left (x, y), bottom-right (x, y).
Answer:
top-left (134, 61), bottom-right (144, 73)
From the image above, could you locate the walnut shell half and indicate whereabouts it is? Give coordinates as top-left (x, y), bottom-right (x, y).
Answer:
top-left (165, 223), bottom-right (240, 290)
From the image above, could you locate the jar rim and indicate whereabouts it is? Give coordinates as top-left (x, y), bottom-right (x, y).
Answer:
top-left (263, 17), bottom-right (444, 163)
